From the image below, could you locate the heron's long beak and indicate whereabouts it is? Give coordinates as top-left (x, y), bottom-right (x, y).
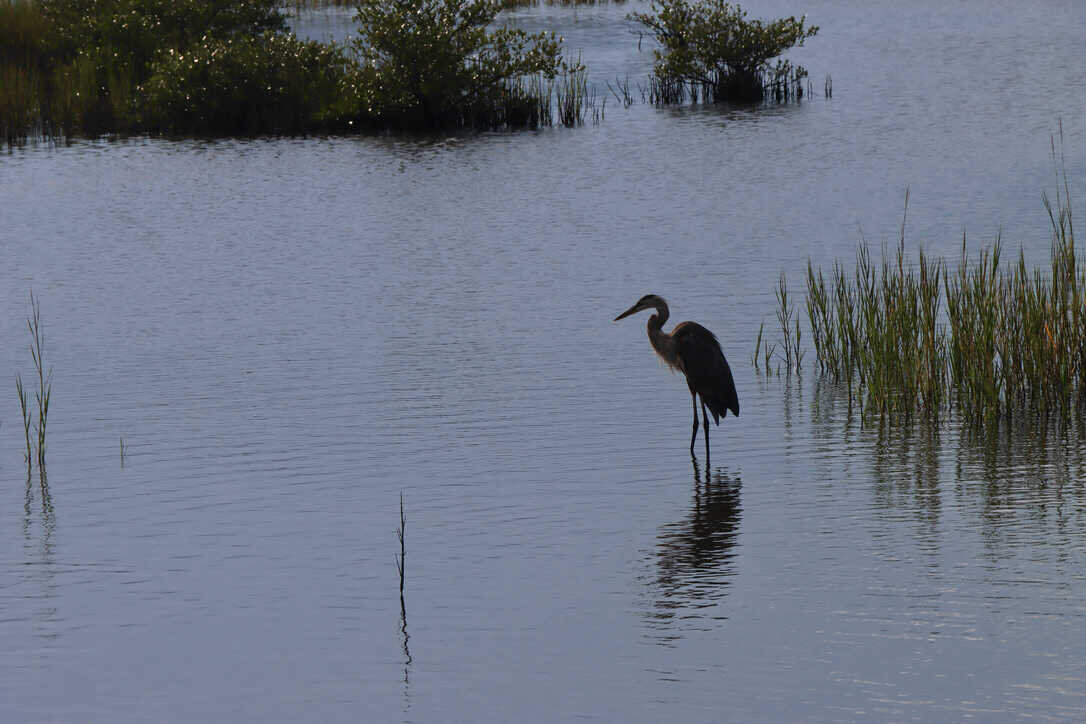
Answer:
top-left (614, 302), bottom-right (644, 322)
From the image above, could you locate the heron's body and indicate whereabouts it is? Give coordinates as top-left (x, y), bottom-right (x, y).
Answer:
top-left (615, 295), bottom-right (738, 459)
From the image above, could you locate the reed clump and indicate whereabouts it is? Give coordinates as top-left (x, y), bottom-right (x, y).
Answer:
top-left (806, 234), bottom-right (947, 421)
top-left (15, 292), bottom-right (52, 471)
top-left (775, 271), bottom-right (803, 374)
top-left (554, 62), bottom-right (603, 126)
top-left (751, 320), bottom-right (775, 374)
top-left (804, 152), bottom-right (1080, 426)
top-left (647, 74), bottom-right (690, 105)
top-left (946, 172), bottom-right (1080, 423)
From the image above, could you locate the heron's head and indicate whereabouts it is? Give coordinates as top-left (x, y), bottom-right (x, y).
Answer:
top-left (614, 294), bottom-right (666, 321)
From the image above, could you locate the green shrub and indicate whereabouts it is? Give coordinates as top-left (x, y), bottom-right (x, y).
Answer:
top-left (0, 0), bottom-right (53, 68)
top-left (3, 0), bottom-right (588, 138)
top-left (142, 33), bottom-right (350, 134)
top-left (630, 0), bottom-right (817, 103)
top-left (39, 0), bottom-right (289, 132)
top-left (351, 0), bottom-right (568, 128)
top-left (42, 0), bottom-right (287, 75)
top-left (0, 0), bottom-right (54, 142)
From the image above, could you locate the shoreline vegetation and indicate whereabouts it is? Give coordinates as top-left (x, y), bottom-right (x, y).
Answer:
top-left (762, 133), bottom-right (1079, 429)
top-left (2, 0), bottom-right (816, 144)
top-left (631, 0), bottom-right (817, 104)
top-left (286, 0), bottom-right (628, 7)
top-left (0, 0), bottom-right (592, 142)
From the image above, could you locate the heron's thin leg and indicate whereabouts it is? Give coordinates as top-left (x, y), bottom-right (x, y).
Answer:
top-left (690, 391), bottom-right (699, 456)
top-left (701, 400), bottom-right (711, 464)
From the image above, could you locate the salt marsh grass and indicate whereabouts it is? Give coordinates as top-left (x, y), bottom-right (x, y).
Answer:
top-left (775, 272), bottom-right (803, 374)
top-left (16, 375), bottom-right (32, 464)
top-left (29, 293), bottom-right (52, 468)
top-left (555, 62), bottom-right (602, 127)
top-left (15, 292), bottom-right (52, 471)
top-left (802, 135), bottom-right (1078, 425)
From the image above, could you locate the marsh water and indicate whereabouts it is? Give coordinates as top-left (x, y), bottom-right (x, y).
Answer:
top-left (3, 0), bottom-right (1086, 721)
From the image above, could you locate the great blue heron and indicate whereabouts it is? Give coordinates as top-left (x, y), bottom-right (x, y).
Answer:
top-left (615, 294), bottom-right (739, 459)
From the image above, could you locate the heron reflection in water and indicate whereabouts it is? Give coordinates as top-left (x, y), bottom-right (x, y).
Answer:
top-left (647, 462), bottom-right (742, 636)
top-left (615, 295), bottom-right (739, 461)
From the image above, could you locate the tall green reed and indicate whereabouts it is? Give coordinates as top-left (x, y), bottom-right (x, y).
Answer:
top-left (805, 236), bottom-right (947, 422)
top-left (775, 272), bottom-right (803, 374)
top-left (554, 61), bottom-right (603, 127)
top-left (29, 292), bottom-right (52, 468)
top-left (802, 133), bottom-right (1078, 426)
top-left (16, 374), bottom-right (32, 463)
top-left (15, 292), bottom-right (52, 471)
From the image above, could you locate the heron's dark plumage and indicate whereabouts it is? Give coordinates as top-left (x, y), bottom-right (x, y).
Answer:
top-left (673, 321), bottom-right (739, 423)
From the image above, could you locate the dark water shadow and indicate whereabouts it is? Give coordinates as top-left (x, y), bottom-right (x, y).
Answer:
top-left (657, 96), bottom-right (806, 128)
top-left (643, 461), bottom-right (742, 644)
top-left (809, 375), bottom-right (859, 440)
top-left (954, 413), bottom-right (1086, 558)
top-left (808, 373), bottom-right (1086, 558)
top-left (396, 494), bottom-right (412, 715)
top-left (21, 465), bottom-right (59, 641)
top-left (955, 412), bottom-right (1086, 488)
top-left (868, 420), bottom-right (944, 531)
top-left (23, 465), bottom-right (56, 538)
top-left (399, 593), bottom-right (412, 715)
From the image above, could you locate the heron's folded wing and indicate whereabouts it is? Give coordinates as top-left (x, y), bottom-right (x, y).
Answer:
top-left (674, 322), bottom-right (739, 420)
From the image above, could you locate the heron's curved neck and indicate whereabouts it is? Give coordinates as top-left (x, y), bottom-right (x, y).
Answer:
top-left (648, 300), bottom-right (670, 329)
top-left (647, 303), bottom-right (678, 367)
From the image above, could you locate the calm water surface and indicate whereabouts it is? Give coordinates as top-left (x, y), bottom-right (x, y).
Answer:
top-left (2, 1), bottom-right (1085, 721)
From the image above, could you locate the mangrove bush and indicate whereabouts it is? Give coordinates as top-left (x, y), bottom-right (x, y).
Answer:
top-left (46, 0), bottom-right (289, 134)
top-left (630, 0), bottom-right (818, 103)
top-left (1, 0), bottom-right (587, 140)
top-left (142, 33), bottom-right (351, 135)
top-left (350, 0), bottom-right (568, 129)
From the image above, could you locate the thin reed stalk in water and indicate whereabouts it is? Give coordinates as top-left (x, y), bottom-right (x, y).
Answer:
top-left (752, 321), bottom-right (764, 371)
top-left (647, 74), bottom-right (688, 105)
top-left (555, 60), bottom-right (597, 127)
top-left (607, 75), bottom-right (634, 108)
top-left (806, 259), bottom-right (830, 373)
top-left (395, 492), bottom-right (406, 602)
top-left (775, 272), bottom-right (802, 374)
top-left (28, 292), bottom-right (51, 468)
top-left (16, 374), bottom-right (32, 465)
